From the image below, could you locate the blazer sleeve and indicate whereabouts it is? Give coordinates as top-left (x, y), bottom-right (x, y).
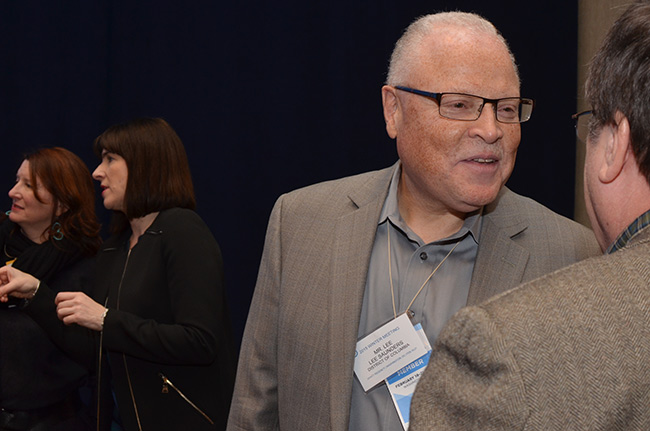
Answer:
top-left (409, 306), bottom-right (529, 431)
top-left (101, 210), bottom-right (229, 365)
top-left (227, 196), bottom-right (284, 431)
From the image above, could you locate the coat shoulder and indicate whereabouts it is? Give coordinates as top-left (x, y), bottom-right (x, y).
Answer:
top-left (275, 165), bottom-right (395, 218)
top-left (285, 166), bottom-right (393, 199)
top-left (493, 188), bottom-right (590, 231)
top-left (490, 187), bottom-right (599, 249)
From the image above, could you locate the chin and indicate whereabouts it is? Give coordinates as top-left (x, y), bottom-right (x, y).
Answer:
top-left (102, 198), bottom-right (118, 211)
top-left (460, 189), bottom-right (501, 211)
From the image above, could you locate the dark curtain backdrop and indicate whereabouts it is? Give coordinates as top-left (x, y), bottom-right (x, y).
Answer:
top-left (0, 1), bottom-right (578, 345)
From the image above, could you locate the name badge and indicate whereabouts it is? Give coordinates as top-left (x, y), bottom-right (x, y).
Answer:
top-left (353, 313), bottom-right (427, 392)
top-left (386, 323), bottom-right (432, 430)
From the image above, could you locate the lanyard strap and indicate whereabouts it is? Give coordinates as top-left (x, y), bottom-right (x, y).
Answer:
top-left (387, 222), bottom-right (460, 319)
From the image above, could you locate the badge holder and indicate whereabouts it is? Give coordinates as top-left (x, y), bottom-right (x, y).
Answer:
top-left (353, 313), bottom-right (428, 392)
top-left (385, 323), bottom-right (432, 430)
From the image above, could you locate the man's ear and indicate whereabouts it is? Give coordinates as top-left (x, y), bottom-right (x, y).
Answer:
top-left (599, 110), bottom-right (631, 184)
top-left (382, 85), bottom-right (400, 139)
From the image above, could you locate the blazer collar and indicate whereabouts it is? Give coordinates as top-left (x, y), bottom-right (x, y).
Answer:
top-left (483, 186), bottom-right (529, 238)
top-left (467, 187), bottom-right (531, 304)
top-left (346, 163), bottom-right (399, 210)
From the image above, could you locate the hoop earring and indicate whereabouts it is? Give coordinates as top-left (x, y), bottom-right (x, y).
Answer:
top-left (5, 210), bottom-right (10, 216)
top-left (51, 222), bottom-right (64, 241)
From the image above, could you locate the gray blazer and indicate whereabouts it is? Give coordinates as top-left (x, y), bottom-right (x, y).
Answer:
top-left (227, 164), bottom-right (600, 431)
top-left (410, 226), bottom-right (650, 431)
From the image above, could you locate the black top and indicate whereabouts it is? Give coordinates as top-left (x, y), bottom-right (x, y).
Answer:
top-left (0, 220), bottom-right (93, 411)
top-left (27, 208), bottom-right (237, 430)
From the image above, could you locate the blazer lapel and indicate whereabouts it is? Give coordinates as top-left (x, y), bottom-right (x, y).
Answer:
top-left (467, 188), bottom-right (530, 305)
top-left (328, 167), bottom-right (394, 431)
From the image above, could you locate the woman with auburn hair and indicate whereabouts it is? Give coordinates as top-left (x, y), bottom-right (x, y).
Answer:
top-left (0, 118), bottom-right (236, 431)
top-left (0, 147), bottom-right (101, 431)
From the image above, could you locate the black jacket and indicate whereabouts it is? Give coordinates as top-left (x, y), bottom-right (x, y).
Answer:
top-left (29, 208), bottom-right (237, 430)
top-left (0, 257), bottom-right (93, 410)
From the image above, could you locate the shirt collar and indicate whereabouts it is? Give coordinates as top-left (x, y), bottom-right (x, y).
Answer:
top-left (378, 162), bottom-right (482, 246)
top-left (606, 208), bottom-right (650, 254)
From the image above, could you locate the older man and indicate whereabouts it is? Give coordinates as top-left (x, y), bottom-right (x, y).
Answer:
top-left (228, 12), bottom-right (599, 431)
top-left (409, 3), bottom-right (650, 430)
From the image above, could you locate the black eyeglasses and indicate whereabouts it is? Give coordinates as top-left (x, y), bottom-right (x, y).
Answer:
top-left (395, 86), bottom-right (534, 124)
top-left (571, 110), bottom-right (593, 143)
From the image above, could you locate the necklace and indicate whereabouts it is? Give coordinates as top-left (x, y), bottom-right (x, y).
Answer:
top-left (387, 222), bottom-right (460, 319)
top-left (4, 244), bottom-right (15, 259)
top-left (4, 244), bottom-right (16, 265)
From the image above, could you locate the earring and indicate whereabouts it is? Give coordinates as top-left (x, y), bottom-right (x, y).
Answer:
top-left (51, 222), bottom-right (64, 241)
top-left (5, 210), bottom-right (10, 216)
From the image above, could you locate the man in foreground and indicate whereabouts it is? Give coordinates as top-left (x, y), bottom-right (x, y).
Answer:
top-left (410, 3), bottom-right (650, 430)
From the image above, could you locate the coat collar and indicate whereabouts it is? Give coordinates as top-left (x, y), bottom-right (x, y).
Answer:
top-left (467, 187), bottom-right (531, 304)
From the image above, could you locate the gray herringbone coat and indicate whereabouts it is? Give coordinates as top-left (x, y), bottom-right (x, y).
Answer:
top-left (410, 226), bottom-right (650, 431)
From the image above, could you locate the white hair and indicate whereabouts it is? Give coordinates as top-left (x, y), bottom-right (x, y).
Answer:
top-left (386, 11), bottom-right (519, 85)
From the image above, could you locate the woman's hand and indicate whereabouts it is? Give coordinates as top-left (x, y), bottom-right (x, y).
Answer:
top-left (55, 292), bottom-right (107, 331)
top-left (0, 265), bottom-right (40, 302)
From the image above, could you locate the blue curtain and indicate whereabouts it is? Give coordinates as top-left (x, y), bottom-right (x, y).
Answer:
top-left (0, 0), bottom-right (578, 344)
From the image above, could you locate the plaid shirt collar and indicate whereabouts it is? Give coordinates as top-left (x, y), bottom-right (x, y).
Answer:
top-left (606, 209), bottom-right (650, 254)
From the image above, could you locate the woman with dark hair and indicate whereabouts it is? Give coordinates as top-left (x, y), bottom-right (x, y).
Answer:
top-left (0, 118), bottom-right (236, 431)
top-left (0, 147), bottom-right (101, 431)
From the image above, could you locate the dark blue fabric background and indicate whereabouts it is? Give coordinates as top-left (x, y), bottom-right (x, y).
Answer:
top-left (0, 1), bottom-right (578, 345)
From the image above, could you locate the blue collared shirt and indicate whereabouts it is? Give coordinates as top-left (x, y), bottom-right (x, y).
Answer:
top-left (606, 209), bottom-right (650, 254)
